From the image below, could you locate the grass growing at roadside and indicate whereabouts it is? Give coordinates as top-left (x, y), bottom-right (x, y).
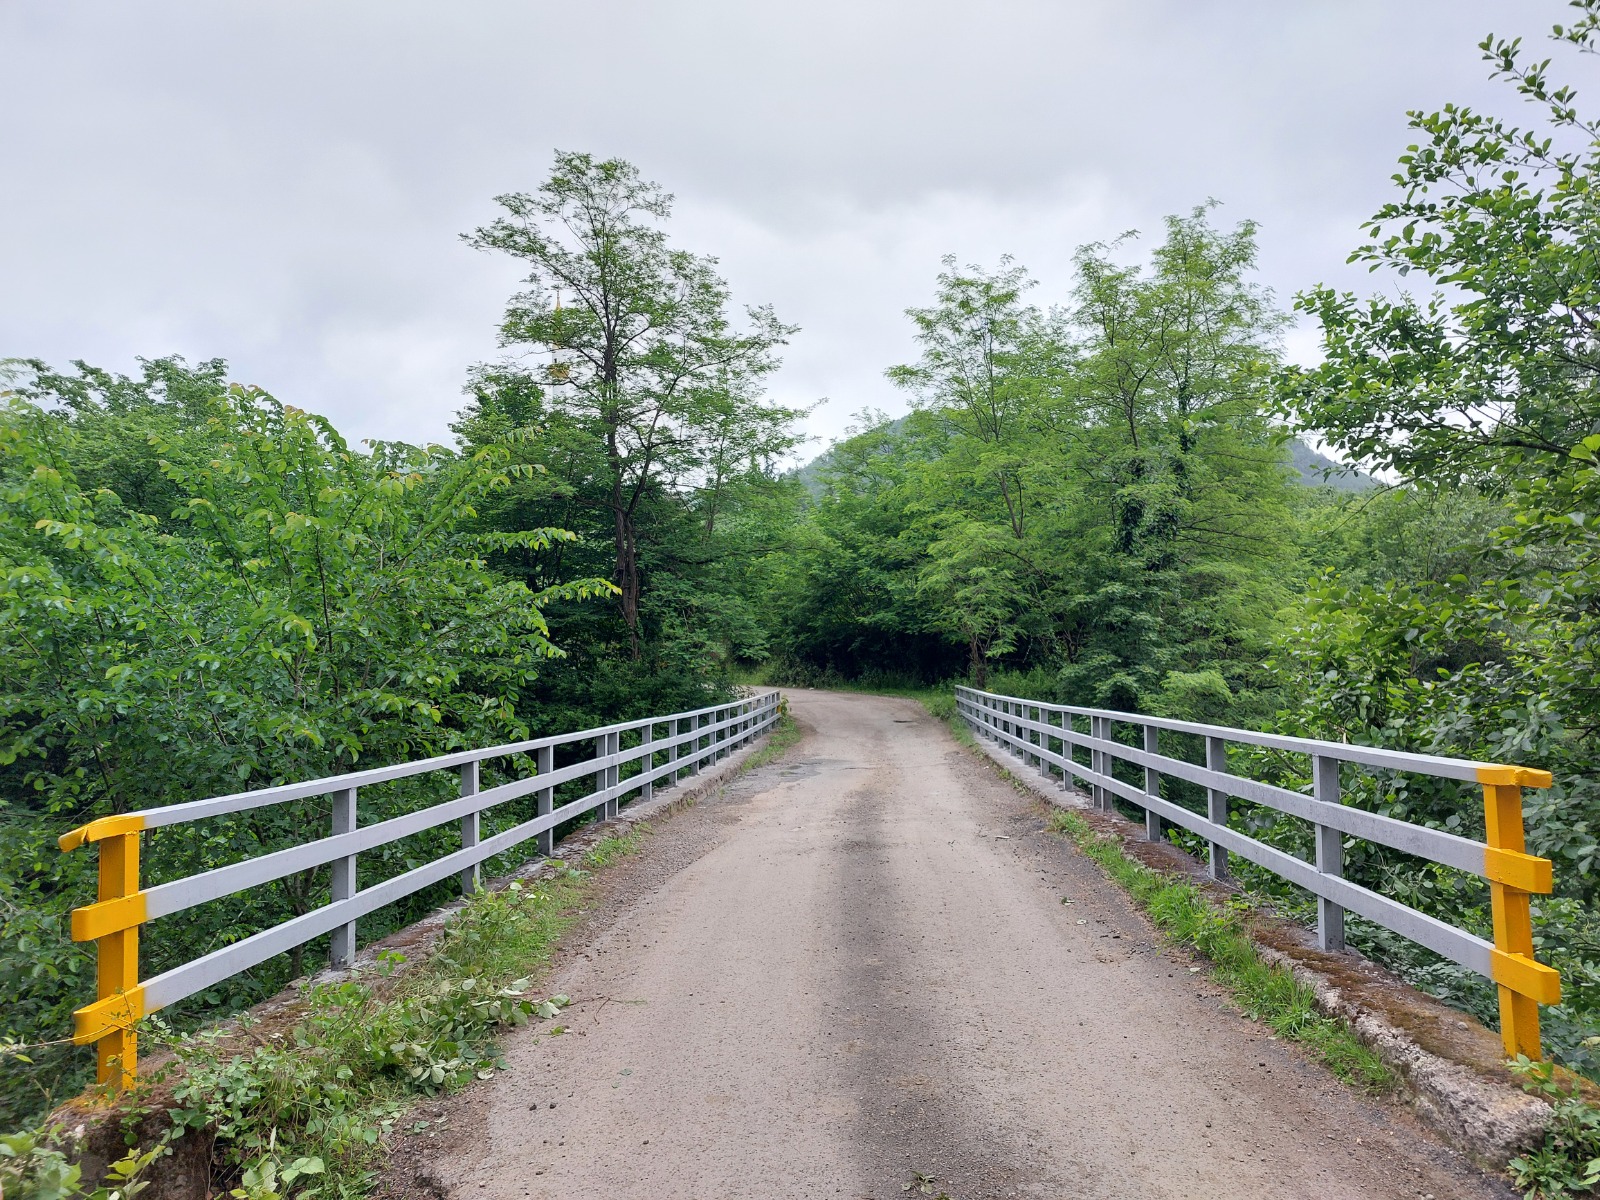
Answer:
top-left (1505, 1055), bottom-right (1600, 1199)
top-left (1046, 807), bottom-right (1395, 1094)
top-left (583, 827), bottom-right (646, 870)
top-left (0, 843), bottom-right (636, 1199)
top-left (744, 711), bottom-right (802, 769)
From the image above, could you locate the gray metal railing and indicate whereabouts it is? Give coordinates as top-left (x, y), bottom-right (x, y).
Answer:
top-left (61, 690), bottom-right (782, 1083)
top-left (955, 685), bottom-right (1562, 1059)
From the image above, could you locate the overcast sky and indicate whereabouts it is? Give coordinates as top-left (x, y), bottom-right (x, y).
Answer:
top-left (0, 0), bottom-right (1565, 459)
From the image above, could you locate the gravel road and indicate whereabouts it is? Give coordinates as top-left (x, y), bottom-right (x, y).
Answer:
top-left (384, 689), bottom-right (1513, 1200)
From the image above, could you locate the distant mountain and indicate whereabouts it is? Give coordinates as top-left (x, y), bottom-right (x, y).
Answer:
top-left (1287, 439), bottom-right (1375, 491)
top-left (791, 449), bottom-right (836, 497)
top-left (791, 427), bottom-right (1372, 497)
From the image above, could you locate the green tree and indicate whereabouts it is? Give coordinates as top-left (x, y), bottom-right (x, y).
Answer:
top-left (887, 256), bottom-right (1066, 540)
top-left (773, 210), bottom-right (1297, 720)
top-left (464, 151), bottom-right (799, 657)
top-left (915, 519), bottom-right (1026, 688)
top-left (1281, 7), bottom-right (1600, 486)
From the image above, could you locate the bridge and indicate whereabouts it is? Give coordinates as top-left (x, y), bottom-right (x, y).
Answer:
top-left (57, 688), bottom-right (1559, 1198)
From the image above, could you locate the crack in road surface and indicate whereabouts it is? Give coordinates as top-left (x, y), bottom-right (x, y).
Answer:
top-left (379, 690), bottom-right (1513, 1200)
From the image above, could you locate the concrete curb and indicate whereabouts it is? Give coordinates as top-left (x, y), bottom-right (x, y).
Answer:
top-left (964, 729), bottom-right (1552, 1170)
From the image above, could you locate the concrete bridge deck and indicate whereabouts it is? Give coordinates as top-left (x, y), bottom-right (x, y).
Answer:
top-left (379, 689), bottom-right (1510, 1200)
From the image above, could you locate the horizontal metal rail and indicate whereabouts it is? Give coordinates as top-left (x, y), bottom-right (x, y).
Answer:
top-left (59, 690), bottom-right (782, 1086)
top-left (954, 685), bottom-right (1560, 1062)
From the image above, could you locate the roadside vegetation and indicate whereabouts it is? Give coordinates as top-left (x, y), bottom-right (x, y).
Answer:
top-left (0, 831), bottom-right (642, 1198)
top-left (1507, 1054), bottom-right (1600, 1199)
top-left (743, 709), bottom-right (802, 771)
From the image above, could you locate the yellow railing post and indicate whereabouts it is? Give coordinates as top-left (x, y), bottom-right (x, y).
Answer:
top-left (59, 814), bottom-right (148, 1090)
top-left (94, 830), bottom-right (140, 1087)
top-left (1479, 767), bottom-right (1560, 1061)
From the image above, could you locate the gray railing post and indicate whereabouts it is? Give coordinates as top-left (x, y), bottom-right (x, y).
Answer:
top-left (1056, 709), bottom-right (1070, 789)
top-left (1031, 705), bottom-right (1043, 771)
top-left (460, 760), bottom-right (480, 895)
top-left (1086, 714), bottom-right (1097, 806)
top-left (330, 787), bottom-right (357, 967)
top-left (1144, 725), bottom-right (1162, 842)
top-left (690, 714), bottom-right (704, 775)
top-left (605, 729), bottom-right (621, 819)
top-left (1091, 716), bottom-right (1109, 810)
top-left (1206, 736), bottom-right (1229, 880)
top-left (535, 745), bottom-right (554, 857)
top-left (1314, 754), bottom-right (1345, 952)
top-left (670, 717), bottom-right (682, 782)
top-left (642, 723), bottom-right (655, 801)
top-left (593, 734), bottom-right (608, 817)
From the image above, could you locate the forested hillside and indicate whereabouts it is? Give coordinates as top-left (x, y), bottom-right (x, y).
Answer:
top-left (2, 1), bottom-right (1598, 1155)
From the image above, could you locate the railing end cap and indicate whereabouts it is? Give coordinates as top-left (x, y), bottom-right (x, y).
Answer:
top-left (1476, 765), bottom-right (1554, 789)
top-left (59, 814), bottom-right (145, 853)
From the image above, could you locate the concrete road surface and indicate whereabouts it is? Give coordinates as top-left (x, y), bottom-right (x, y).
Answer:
top-left (381, 689), bottom-right (1511, 1200)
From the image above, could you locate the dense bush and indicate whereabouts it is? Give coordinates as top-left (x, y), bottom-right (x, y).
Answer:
top-left (0, 364), bottom-right (610, 1125)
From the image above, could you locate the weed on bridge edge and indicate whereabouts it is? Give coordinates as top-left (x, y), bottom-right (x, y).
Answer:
top-left (1044, 806), bottom-right (1395, 1093)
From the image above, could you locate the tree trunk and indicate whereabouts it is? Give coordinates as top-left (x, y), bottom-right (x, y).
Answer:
top-left (613, 502), bottom-right (642, 659)
top-left (969, 635), bottom-right (987, 690)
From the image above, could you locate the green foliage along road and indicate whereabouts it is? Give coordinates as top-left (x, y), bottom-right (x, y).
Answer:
top-left (3, 5), bottom-right (1600, 1193)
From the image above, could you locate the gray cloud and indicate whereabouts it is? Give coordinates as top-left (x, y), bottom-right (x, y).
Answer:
top-left (1, 0), bottom-right (1551, 452)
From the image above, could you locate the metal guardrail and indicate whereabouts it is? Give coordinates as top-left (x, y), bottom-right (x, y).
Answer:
top-left (955, 685), bottom-right (1561, 1061)
top-left (59, 691), bottom-right (782, 1086)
